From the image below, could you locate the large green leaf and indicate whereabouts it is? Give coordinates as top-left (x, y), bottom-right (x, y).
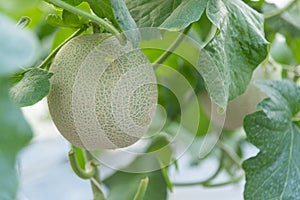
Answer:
top-left (126, 0), bottom-right (208, 31)
top-left (243, 80), bottom-right (300, 200)
top-left (0, 81), bottom-right (33, 200)
top-left (0, 15), bottom-right (38, 77)
top-left (160, 0), bottom-right (208, 31)
top-left (9, 68), bottom-right (53, 107)
top-left (125, 0), bottom-right (181, 28)
top-left (197, 0), bottom-right (268, 109)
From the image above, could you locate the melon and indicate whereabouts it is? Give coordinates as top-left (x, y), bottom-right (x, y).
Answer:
top-left (47, 34), bottom-right (157, 150)
top-left (201, 65), bottom-right (281, 130)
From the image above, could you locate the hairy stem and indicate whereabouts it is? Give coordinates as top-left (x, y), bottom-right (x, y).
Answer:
top-left (152, 26), bottom-right (192, 69)
top-left (38, 27), bottom-right (86, 70)
top-left (265, 0), bottom-right (297, 19)
top-left (85, 151), bottom-right (106, 200)
top-left (46, 0), bottom-right (119, 35)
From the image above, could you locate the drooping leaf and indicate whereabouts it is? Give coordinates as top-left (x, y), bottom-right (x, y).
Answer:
top-left (243, 80), bottom-right (300, 200)
top-left (0, 14), bottom-right (38, 76)
top-left (9, 68), bottom-right (53, 107)
top-left (126, 0), bottom-right (207, 31)
top-left (125, 0), bottom-right (182, 28)
top-left (0, 81), bottom-right (33, 200)
top-left (197, 0), bottom-right (268, 109)
top-left (160, 0), bottom-right (208, 31)
top-left (110, 0), bottom-right (139, 47)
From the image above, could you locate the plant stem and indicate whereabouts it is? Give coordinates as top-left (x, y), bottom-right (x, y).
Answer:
top-left (46, 0), bottom-right (119, 35)
top-left (133, 177), bottom-right (149, 200)
top-left (218, 141), bottom-right (242, 168)
top-left (152, 26), bottom-right (191, 69)
top-left (264, 0), bottom-right (297, 19)
top-left (202, 173), bottom-right (244, 188)
top-left (172, 172), bottom-right (244, 188)
top-left (172, 152), bottom-right (224, 187)
top-left (68, 149), bottom-right (96, 179)
top-left (38, 27), bottom-right (86, 70)
top-left (85, 151), bottom-right (106, 200)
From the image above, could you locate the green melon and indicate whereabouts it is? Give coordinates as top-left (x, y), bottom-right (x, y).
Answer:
top-left (47, 34), bottom-right (157, 150)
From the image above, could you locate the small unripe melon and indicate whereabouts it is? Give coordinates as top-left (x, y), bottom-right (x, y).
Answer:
top-left (47, 34), bottom-right (157, 150)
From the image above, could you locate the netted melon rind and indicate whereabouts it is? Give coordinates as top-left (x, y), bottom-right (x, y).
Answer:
top-left (47, 34), bottom-right (157, 150)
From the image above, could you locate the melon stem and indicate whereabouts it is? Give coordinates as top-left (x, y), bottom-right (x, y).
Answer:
top-left (84, 151), bottom-right (107, 200)
top-left (46, 0), bottom-right (120, 35)
top-left (38, 27), bottom-right (87, 70)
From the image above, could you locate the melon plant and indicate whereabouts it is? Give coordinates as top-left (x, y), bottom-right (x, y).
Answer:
top-left (2, 0), bottom-right (300, 200)
top-left (47, 34), bottom-right (157, 150)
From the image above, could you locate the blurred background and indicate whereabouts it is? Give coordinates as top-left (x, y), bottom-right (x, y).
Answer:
top-left (0, 0), bottom-right (295, 199)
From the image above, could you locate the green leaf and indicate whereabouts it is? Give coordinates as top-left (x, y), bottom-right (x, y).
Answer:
top-left (243, 80), bottom-right (300, 200)
top-left (87, 0), bottom-right (139, 46)
top-left (126, 0), bottom-right (207, 31)
top-left (104, 169), bottom-right (167, 200)
top-left (125, 0), bottom-right (182, 28)
top-left (286, 37), bottom-right (300, 63)
top-left (87, 0), bottom-right (115, 23)
top-left (9, 68), bottom-right (53, 107)
top-left (62, 9), bottom-right (80, 27)
top-left (72, 145), bottom-right (86, 170)
top-left (160, 0), bottom-right (208, 31)
top-left (0, 14), bottom-right (38, 76)
top-left (265, 2), bottom-right (300, 38)
top-left (0, 80), bottom-right (33, 200)
top-left (46, 14), bottom-right (65, 27)
top-left (110, 0), bottom-right (139, 47)
top-left (270, 35), bottom-right (296, 66)
top-left (0, 0), bottom-right (39, 17)
top-left (103, 136), bottom-right (169, 200)
top-left (197, 0), bottom-right (268, 109)
top-left (62, 0), bottom-right (83, 6)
